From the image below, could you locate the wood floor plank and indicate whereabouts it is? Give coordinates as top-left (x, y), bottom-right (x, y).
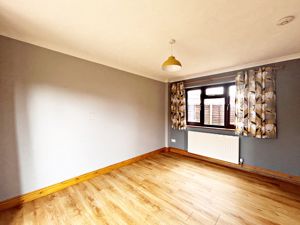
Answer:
top-left (0, 152), bottom-right (300, 225)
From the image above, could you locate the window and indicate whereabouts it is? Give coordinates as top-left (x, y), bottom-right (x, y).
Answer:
top-left (186, 83), bottom-right (235, 129)
top-left (204, 98), bottom-right (225, 126)
top-left (206, 87), bottom-right (224, 95)
top-left (187, 90), bottom-right (201, 123)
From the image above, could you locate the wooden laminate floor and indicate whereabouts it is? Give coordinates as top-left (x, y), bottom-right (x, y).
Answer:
top-left (0, 152), bottom-right (300, 225)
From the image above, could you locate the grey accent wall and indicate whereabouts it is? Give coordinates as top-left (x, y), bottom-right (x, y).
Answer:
top-left (0, 36), bottom-right (166, 201)
top-left (169, 59), bottom-right (300, 176)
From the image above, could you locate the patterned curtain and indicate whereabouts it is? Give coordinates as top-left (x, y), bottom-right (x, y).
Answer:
top-left (170, 82), bottom-right (186, 130)
top-left (235, 67), bottom-right (277, 138)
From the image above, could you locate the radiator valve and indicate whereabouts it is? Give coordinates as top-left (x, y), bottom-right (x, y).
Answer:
top-left (239, 158), bottom-right (244, 165)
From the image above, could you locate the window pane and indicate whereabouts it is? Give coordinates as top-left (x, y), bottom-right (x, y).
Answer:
top-left (204, 98), bottom-right (225, 126)
top-left (205, 87), bottom-right (224, 95)
top-left (187, 90), bottom-right (201, 122)
top-left (229, 85), bottom-right (236, 125)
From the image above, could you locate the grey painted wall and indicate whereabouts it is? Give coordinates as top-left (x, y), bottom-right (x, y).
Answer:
top-left (0, 36), bottom-right (166, 201)
top-left (169, 59), bottom-right (300, 176)
top-left (1, 34), bottom-right (299, 202)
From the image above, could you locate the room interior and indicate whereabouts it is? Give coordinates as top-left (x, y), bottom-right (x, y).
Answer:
top-left (0, 1), bottom-right (300, 224)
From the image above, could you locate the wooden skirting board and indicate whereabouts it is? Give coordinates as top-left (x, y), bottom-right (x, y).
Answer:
top-left (1, 146), bottom-right (299, 211)
top-left (167, 147), bottom-right (300, 186)
top-left (0, 147), bottom-right (167, 211)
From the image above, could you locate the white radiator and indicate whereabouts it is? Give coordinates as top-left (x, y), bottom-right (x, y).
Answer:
top-left (188, 131), bottom-right (240, 164)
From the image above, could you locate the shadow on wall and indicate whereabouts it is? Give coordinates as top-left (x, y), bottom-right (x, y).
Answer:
top-left (0, 73), bottom-right (21, 223)
top-left (0, 35), bottom-right (165, 218)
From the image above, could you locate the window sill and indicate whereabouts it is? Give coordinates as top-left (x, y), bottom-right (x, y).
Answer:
top-left (186, 125), bottom-right (235, 132)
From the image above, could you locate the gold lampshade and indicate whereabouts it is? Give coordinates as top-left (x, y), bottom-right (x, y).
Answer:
top-left (162, 55), bottom-right (182, 72)
top-left (161, 39), bottom-right (182, 72)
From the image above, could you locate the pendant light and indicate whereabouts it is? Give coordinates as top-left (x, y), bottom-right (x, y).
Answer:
top-left (161, 39), bottom-right (182, 72)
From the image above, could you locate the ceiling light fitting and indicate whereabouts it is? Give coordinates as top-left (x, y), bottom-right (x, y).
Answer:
top-left (162, 39), bottom-right (182, 72)
top-left (277, 16), bottom-right (295, 26)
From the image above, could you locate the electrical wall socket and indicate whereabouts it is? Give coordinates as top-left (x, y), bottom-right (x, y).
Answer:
top-left (171, 139), bottom-right (176, 143)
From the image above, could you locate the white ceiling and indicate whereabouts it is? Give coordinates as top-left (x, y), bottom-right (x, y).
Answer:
top-left (1, 0), bottom-right (300, 82)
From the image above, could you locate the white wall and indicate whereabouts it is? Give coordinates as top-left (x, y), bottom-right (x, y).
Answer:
top-left (0, 36), bottom-right (166, 201)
